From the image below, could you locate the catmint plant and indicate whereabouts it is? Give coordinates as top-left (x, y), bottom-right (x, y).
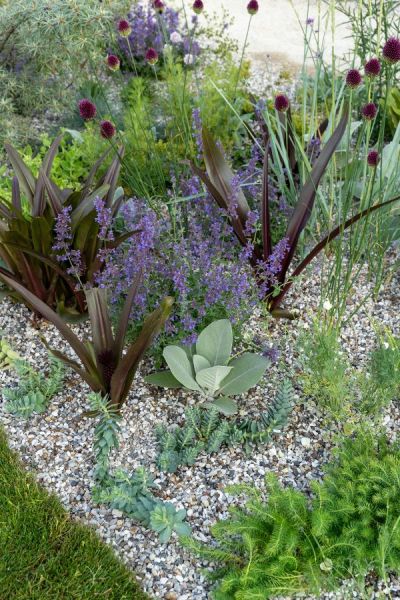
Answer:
top-left (146, 319), bottom-right (269, 415)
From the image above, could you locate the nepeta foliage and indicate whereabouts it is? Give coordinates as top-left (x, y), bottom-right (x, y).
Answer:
top-left (3, 357), bottom-right (64, 418)
top-left (183, 431), bottom-right (400, 598)
top-left (97, 195), bottom-right (256, 348)
top-left (89, 393), bottom-right (191, 543)
top-left (156, 379), bottom-right (294, 473)
top-left (146, 319), bottom-right (270, 415)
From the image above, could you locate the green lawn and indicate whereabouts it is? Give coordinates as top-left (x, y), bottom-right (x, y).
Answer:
top-left (0, 428), bottom-right (150, 600)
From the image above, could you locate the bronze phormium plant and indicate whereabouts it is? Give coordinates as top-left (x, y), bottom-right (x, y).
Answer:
top-left (0, 270), bottom-right (174, 410)
top-left (193, 111), bottom-right (400, 317)
top-left (0, 135), bottom-right (130, 317)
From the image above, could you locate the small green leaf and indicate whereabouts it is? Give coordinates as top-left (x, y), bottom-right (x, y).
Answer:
top-left (196, 319), bottom-right (233, 366)
top-left (196, 365), bottom-right (233, 395)
top-left (145, 371), bottom-right (182, 389)
top-left (163, 346), bottom-right (201, 391)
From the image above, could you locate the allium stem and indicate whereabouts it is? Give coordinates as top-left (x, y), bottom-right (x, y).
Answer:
top-left (234, 15), bottom-right (252, 100)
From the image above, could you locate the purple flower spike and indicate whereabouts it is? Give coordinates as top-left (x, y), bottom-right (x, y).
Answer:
top-left (78, 98), bottom-right (96, 120)
top-left (383, 37), bottom-right (400, 64)
top-left (153, 0), bottom-right (165, 14)
top-left (367, 150), bottom-right (380, 167)
top-left (118, 19), bottom-right (132, 37)
top-left (100, 120), bottom-right (116, 139)
top-left (365, 57), bottom-right (381, 77)
top-left (192, 0), bottom-right (204, 14)
top-left (361, 102), bottom-right (378, 120)
top-left (346, 68), bottom-right (362, 88)
top-left (247, 0), bottom-right (259, 15)
top-left (145, 47), bottom-right (159, 65)
top-left (274, 94), bottom-right (290, 112)
top-left (106, 54), bottom-right (120, 71)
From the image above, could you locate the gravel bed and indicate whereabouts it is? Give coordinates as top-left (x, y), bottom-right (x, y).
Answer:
top-left (0, 255), bottom-right (399, 599)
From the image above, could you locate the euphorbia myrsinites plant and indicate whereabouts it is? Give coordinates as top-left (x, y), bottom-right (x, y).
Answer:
top-left (193, 109), bottom-right (400, 317)
top-left (0, 271), bottom-right (173, 411)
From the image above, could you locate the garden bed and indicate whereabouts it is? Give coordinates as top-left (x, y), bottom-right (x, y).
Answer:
top-left (1, 255), bottom-right (399, 600)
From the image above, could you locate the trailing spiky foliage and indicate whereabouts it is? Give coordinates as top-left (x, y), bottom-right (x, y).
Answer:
top-left (156, 380), bottom-right (294, 473)
top-left (3, 356), bottom-right (64, 417)
top-left (182, 430), bottom-right (400, 598)
top-left (90, 393), bottom-right (191, 543)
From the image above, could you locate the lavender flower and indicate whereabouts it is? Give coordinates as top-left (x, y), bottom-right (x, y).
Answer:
top-left (94, 196), bottom-right (114, 241)
top-left (53, 207), bottom-right (84, 278)
top-left (191, 108), bottom-right (203, 158)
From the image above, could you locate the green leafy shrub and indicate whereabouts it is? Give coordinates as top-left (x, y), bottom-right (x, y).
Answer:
top-left (155, 379), bottom-right (294, 473)
top-left (90, 393), bottom-right (191, 543)
top-left (146, 319), bottom-right (269, 415)
top-left (3, 357), bottom-right (64, 417)
top-left (184, 430), bottom-right (400, 598)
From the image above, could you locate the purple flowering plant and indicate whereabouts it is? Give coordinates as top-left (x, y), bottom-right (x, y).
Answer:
top-left (0, 135), bottom-right (132, 317)
top-left (193, 111), bottom-right (400, 316)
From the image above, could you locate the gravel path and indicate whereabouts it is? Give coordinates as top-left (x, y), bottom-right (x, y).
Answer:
top-left (1, 254), bottom-right (399, 599)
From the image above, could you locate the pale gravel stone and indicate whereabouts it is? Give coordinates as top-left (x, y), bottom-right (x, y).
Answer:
top-left (0, 252), bottom-right (399, 599)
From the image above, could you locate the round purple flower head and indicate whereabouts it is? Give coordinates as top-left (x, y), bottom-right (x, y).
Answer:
top-left (247, 0), bottom-right (259, 15)
top-left (118, 19), bottom-right (132, 37)
top-left (106, 54), bottom-right (120, 71)
top-left (78, 98), bottom-right (96, 120)
top-left (345, 68), bottom-right (362, 88)
top-left (100, 120), bottom-right (116, 139)
top-left (383, 37), bottom-right (400, 64)
top-left (192, 0), bottom-right (204, 14)
top-left (145, 47), bottom-right (159, 65)
top-left (365, 57), bottom-right (381, 77)
top-left (153, 0), bottom-right (165, 14)
top-left (367, 150), bottom-right (379, 167)
top-left (274, 94), bottom-right (290, 112)
top-left (361, 102), bottom-right (378, 120)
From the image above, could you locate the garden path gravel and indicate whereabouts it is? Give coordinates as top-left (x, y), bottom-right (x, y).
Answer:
top-left (0, 255), bottom-right (399, 599)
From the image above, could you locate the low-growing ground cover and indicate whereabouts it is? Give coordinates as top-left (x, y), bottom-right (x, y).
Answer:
top-left (0, 427), bottom-right (149, 600)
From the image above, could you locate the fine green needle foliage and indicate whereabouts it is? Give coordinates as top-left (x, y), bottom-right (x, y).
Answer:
top-left (146, 319), bottom-right (270, 415)
top-left (3, 356), bottom-right (64, 417)
top-left (0, 427), bottom-right (149, 600)
top-left (183, 430), bottom-right (400, 598)
top-left (156, 379), bottom-right (294, 473)
top-left (90, 393), bottom-right (191, 542)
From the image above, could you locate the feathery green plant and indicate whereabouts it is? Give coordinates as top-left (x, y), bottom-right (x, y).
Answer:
top-left (3, 356), bottom-right (64, 417)
top-left (156, 379), bottom-right (294, 473)
top-left (90, 393), bottom-right (191, 543)
top-left (0, 335), bottom-right (19, 369)
top-left (183, 430), bottom-right (400, 598)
